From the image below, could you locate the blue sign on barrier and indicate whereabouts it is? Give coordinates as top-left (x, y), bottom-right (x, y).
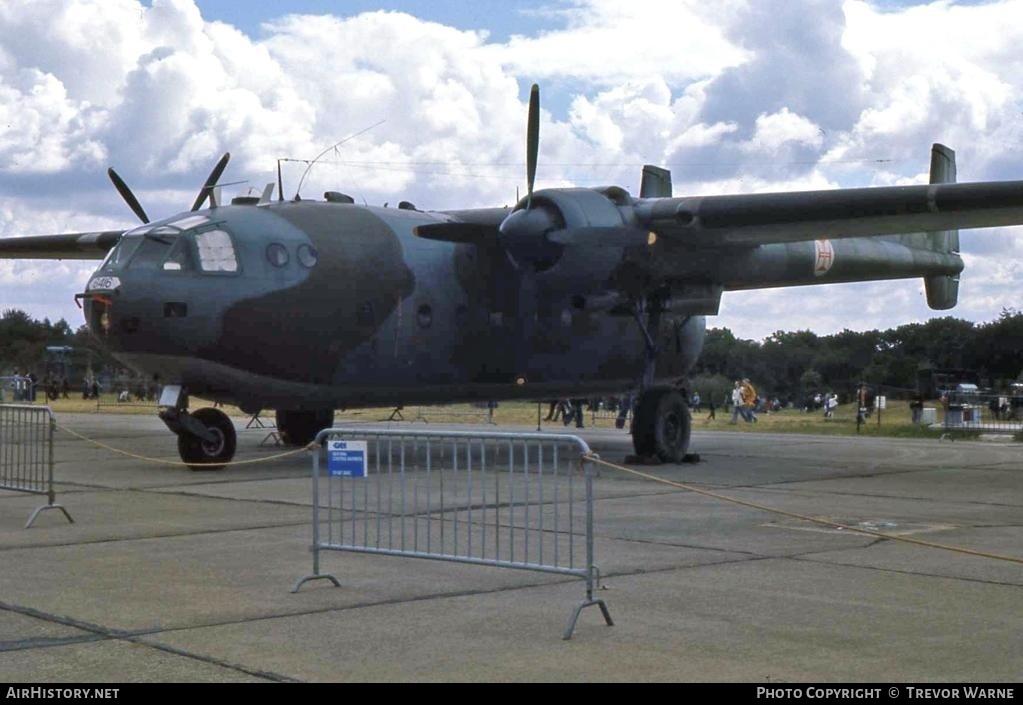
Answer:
top-left (327, 440), bottom-right (368, 478)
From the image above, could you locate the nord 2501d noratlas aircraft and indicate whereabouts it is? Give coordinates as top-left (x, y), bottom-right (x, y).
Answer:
top-left (3, 85), bottom-right (1023, 469)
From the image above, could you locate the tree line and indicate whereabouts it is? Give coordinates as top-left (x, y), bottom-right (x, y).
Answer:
top-left (0, 309), bottom-right (119, 383)
top-left (693, 309), bottom-right (1023, 405)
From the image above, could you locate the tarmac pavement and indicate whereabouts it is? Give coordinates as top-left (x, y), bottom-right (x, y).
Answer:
top-left (0, 412), bottom-right (1020, 682)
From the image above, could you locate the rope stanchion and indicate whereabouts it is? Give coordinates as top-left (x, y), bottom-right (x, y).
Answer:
top-left (56, 425), bottom-right (311, 467)
top-left (585, 454), bottom-right (1023, 567)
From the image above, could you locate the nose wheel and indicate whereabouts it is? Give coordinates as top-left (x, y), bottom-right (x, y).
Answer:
top-left (176, 407), bottom-right (237, 470)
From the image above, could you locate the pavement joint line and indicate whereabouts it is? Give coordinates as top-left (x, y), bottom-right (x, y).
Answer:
top-left (0, 521), bottom-right (312, 553)
top-left (709, 484), bottom-right (1023, 510)
top-left (0, 601), bottom-right (294, 682)
top-left (0, 634), bottom-right (109, 652)
top-left (789, 555), bottom-right (1023, 589)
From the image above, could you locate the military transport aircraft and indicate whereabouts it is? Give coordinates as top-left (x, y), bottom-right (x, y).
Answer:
top-left (3, 84), bottom-right (1023, 469)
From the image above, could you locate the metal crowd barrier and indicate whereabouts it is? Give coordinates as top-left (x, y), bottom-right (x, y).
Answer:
top-left (0, 404), bottom-right (73, 528)
top-left (294, 428), bottom-right (613, 639)
top-left (941, 393), bottom-right (1023, 434)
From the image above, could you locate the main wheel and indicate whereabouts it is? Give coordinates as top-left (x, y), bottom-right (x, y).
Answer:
top-left (631, 388), bottom-right (691, 463)
top-left (276, 408), bottom-right (335, 446)
top-left (177, 407), bottom-right (237, 471)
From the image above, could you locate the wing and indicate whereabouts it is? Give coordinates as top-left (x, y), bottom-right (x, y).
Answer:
top-left (0, 230), bottom-right (123, 260)
top-left (635, 180), bottom-right (1023, 247)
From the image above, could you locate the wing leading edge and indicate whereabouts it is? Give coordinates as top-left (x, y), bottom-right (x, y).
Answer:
top-left (635, 179), bottom-right (1023, 248)
top-left (0, 230), bottom-right (123, 260)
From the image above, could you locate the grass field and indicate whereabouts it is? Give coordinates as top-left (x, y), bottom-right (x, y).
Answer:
top-left (3, 393), bottom-right (997, 441)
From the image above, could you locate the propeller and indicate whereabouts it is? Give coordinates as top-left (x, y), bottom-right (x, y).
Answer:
top-left (498, 84), bottom-right (560, 255)
top-left (191, 152), bottom-right (231, 211)
top-left (525, 83), bottom-right (539, 209)
top-left (107, 153), bottom-right (231, 224)
top-left (107, 168), bottom-right (150, 224)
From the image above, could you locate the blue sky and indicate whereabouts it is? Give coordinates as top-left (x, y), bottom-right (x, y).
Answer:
top-left (193, 0), bottom-right (555, 41)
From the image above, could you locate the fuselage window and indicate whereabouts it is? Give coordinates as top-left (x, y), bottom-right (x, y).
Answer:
top-left (195, 229), bottom-right (238, 273)
top-left (297, 244), bottom-right (318, 268)
top-left (266, 243), bottom-right (289, 267)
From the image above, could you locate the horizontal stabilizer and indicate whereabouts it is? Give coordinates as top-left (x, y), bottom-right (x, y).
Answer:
top-left (922, 143), bottom-right (960, 310)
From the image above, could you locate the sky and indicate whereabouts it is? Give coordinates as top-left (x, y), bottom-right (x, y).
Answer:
top-left (1, 0), bottom-right (1022, 342)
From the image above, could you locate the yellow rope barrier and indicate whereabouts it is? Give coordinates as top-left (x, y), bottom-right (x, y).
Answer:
top-left (585, 454), bottom-right (1023, 567)
top-left (57, 424), bottom-right (311, 468)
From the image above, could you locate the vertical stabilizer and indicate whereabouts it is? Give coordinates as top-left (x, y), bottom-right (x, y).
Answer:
top-left (640, 165), bottom-right (672, 198)
top-left (924, 143), bottom-right (960, 310)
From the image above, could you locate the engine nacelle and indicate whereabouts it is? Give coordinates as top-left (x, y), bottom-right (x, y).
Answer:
top-left (500, 187), bottom-right (635, 271)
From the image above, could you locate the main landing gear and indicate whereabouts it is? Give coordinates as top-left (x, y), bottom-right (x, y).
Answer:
top-left (275, 409), bottom-right (335, 446)
top-left (631, 387), bottom-right (691, 463)
top-left (627, 297), bottom-right (693, 464)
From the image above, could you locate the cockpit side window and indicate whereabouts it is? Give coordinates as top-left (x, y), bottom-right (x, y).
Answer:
top-left (195, 228), bottom-right (238, 273)
top-left (162, 238), bottom-right (194, 271)
top-left (127, 227), bottom-right (179, 270)
top-left (104, 231), bottom-right (145, 269)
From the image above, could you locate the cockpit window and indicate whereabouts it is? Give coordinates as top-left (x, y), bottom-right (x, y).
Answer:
top-left (163, 238), bottom-right (194, 271)
top-left (125, 227), bottom-right (180, 270)
top-left (195, 229), bottom-right (238, 273)
top-left (104, 230), bottom-right (145, 269)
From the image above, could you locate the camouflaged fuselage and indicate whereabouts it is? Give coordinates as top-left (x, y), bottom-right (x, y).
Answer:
top-left (85, 201), bottom-right (704, 411)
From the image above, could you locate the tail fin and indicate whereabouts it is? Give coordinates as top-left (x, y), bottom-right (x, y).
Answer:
top-left (640, 165), bottom-right (672, 198)
top-left (923, 143), bottom-right (961, 310)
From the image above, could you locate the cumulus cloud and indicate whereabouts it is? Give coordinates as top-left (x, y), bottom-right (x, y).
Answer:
top-left (0, 0), bottom-right (1021, 342)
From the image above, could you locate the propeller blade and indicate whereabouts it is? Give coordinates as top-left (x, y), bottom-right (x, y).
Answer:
top-left (107, 168), bottom-right (150, 224)
top-left (191, 152), bottom-right (231, 211)
top-left (526, 84), bottom-right (539, 208)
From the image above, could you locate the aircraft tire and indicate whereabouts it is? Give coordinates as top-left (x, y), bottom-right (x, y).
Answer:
top-left (275, 409), bottom-right (335, 446)
top-left (631, 388), bottom-right (690, 463)
top-left (178, 407), bottom-right (237, 471)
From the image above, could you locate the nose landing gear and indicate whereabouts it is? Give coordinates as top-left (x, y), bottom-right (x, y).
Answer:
top-left (176, 407), bottom-right (237, 470)
top-left (158, 386), bottom-right (237, 470)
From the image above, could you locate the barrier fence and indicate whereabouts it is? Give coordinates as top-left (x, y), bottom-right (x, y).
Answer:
top-left (293, 427), bottom-right (613, 639)
top-left (0, 404), bottom-right (73, 528)
top-left (941, 393), bottom-right (1023, 434)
